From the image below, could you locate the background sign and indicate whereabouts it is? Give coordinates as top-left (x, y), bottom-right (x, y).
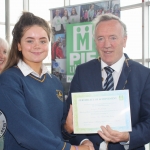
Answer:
top-left (50, 0), bottom-right (120, 96)
top-left (66, 22), bottom-right (98, 82)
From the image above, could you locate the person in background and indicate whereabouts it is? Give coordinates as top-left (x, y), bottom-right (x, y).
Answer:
top-left (0, 37), bottom-right (9, 73)
top-left (62, 9), bottom-right (69, 32)
top-left (64, 13), bottom-right (150, 150)
top-left (0, 37), bottom-right (9, 150)
top-left (96, 8), bottom-right (104, 17)
top-left (0, 12), bottom-right (93, 150)
top-left (56, 42), bottom-right (64, 59)
top-left (69, 7), bottom-right (79, 24)
top-left (51, 37), bottom-right (60, 60)
top-left (84, 10), bottom-right (88, 21)
top-left (88, 4), bottom-right (95, 21)
top-left (80, 7), bottom-right (85, 22)
top-left (52, 9), bottom-right (62, 34)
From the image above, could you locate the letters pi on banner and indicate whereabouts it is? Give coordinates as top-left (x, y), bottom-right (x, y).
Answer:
top-left (0, 110), bottom-right (7, 137)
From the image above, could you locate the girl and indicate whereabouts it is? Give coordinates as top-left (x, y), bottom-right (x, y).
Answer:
top-left (0, 12), bottom-right (91, 150)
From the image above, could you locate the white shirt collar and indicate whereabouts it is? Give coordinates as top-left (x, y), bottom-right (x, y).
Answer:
top-left (17, 59), bottom-right (50, 78)
top-left (101, 54), bottom-right (125, 73)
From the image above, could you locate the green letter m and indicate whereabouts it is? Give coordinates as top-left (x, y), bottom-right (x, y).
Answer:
top-left (77, 33), bottom-right (89, 50)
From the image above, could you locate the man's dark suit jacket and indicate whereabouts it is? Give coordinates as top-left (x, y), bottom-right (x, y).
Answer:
top-left (66, 54), bottom-right (150, 150)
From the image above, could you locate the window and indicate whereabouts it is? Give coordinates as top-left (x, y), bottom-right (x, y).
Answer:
top-left (121, 0), bottom-right (142, 7)
top-left (0, 25), bottom-right (6, 39)
top-left (10, 0), bottom-right (23, 24)
top-left (0, 0), bottom-right (5, 22)
top-left (121, 8), bottom-right (142, 59)
top-left (70, 0), bottom-right (95, 5)
top-left (29, 0), bottom-right (64, 21)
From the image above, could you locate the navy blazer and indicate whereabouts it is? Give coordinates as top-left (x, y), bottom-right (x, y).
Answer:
top-left (66, 54), bottom-right (150, 150)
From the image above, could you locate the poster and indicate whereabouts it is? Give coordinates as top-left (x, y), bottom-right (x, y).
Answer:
top-left (50, 0), bottom-right (120, 96)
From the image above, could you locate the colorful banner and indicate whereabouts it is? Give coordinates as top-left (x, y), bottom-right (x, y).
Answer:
top-left (50, 0), bottom-right (120, 96)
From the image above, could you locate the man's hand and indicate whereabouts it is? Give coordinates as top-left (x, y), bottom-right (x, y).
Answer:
top-left (81, 140), bottom-right (95, 150)
top-left (64, 105), bottom-right (73, 133)
top-left (98, 125), bottom-right (129, 143)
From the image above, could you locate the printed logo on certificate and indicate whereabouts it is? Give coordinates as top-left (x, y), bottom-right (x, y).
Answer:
top-left (72, 90), bottom-right (132, 134)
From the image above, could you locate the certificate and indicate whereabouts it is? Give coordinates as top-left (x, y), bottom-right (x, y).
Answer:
top-left (72, 90), bottom-right (132, 134)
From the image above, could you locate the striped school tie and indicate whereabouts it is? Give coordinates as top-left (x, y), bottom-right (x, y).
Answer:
top-left (100, 66), bottom-right (114, 150)
top-left (103, 66), bottom-right (114, 91)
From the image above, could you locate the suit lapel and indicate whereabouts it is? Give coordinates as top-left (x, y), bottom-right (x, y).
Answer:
top-left (93, 59), bottom-right (103, 91)
top-left (116, 54), bottom-right (131, 90)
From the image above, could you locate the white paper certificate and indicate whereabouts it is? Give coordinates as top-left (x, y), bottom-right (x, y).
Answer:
top-left (72, 90), bottom-right (132, 134)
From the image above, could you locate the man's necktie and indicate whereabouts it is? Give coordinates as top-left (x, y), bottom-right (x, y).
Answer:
top-left (100, 66), bottom-right (114, 150)
top-left (103, 66), bottom-right (114, 91)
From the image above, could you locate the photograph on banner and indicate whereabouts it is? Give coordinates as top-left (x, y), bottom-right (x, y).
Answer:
top-left (51, 33), bottom-right (70, 97)
top-left (61, 9), bottom-right (69, 32)
top-left (68, 6), bottom-right (80, 24)
top-left (111, 0), bottom-right (120, 17)
top-left (80, 0), bottom-right (120, 22)
top-left (51, 8), bottom-right (64, 34)
top-left (51, 33), bottom-right (66, 60)
top-left (51, 6), bottom-right (80, 34)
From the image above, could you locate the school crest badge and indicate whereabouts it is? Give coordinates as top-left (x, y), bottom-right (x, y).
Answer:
top-left (56, 90), bottom-right (63, 101)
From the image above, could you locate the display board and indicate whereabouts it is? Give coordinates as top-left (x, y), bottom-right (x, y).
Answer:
top-left (50, 0), bottom-right (120, 96)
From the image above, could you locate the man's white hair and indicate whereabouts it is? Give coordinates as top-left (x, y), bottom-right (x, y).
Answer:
top-left (92, 13), bottom-right (127, 38)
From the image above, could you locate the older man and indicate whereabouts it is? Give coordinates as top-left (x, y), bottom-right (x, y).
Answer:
top-left (64, 13), bottom-right (150, 150)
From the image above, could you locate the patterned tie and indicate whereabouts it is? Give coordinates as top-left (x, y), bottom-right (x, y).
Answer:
top-left (103, 66), bottom-right (114, 91)
top-left (100, 66), bottom-right (114, 150)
